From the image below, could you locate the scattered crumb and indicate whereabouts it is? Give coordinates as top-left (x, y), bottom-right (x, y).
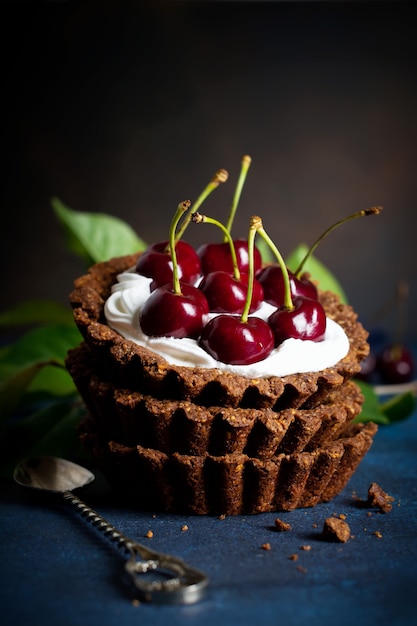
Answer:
top-left (261, 543), bottom-right (271, 551)
top-left (300, 545), bottom-right (312, 551)
top-left (322, 517), bottom-right (351, 543)
top-left (145, 530), bottom-right (154, 538)
top-left (367, 512), bottom-right (373, 517)
top-left (132, 599), bottom-right (141, 607)
top-left (374, 530), bottom-right (383, 539)
top-left (218, 514), bottom-right (226, 520)
top-left (274, 518), bottom-right (292, 532)
top-left (312, 523), bottom-right (318, 528)
top-left (181, 525), bottom-right (189, 532)
top-left (289, 553), bottom-right (298, 561)
top-left (367, 483), bottom-right (394, 513)
top-left (339, 513), bottom-right (347, 520)
top-left (297, 566), bottom-right (308, 574)
top-left (152, 514), bottom-right (157, 519)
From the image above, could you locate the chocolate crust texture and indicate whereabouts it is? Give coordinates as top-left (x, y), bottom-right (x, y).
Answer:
top-left (67, 253), bottom-right (377, 515)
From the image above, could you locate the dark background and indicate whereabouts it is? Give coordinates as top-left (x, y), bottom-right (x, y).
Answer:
top-left (3, 0), bottom-right (417, 340)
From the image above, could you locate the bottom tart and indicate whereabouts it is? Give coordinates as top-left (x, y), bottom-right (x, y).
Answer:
top-left (78, 420), bottom-right (377, 515)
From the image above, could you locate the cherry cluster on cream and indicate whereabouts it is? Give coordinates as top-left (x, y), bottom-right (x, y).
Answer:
top-left (134, 156), bottom-right (382, 367)
top-left (136, 208), bottom-right (326, 366)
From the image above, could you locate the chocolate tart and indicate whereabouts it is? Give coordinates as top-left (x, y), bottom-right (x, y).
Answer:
top-left (68, 253), bottom-right (370, 410)
top-left (66, 253), bottom-right (376, 515)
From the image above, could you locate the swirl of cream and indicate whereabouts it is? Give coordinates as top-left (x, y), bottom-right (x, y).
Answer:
top-left (104, 269), bottom-right (350, 378)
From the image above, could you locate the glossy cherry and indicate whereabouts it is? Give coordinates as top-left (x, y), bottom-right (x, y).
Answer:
top-left (199, 315), bottom-right (274, 365)
top-left (377, 343), bottom-right (414, 384)
top-left (197, 239), bottom-right (262, 276)
top-left (198, 271), bottom-right (264, 314)
top-left (257, 265), bottom-right (318, 306)
top-left (139, 282), bottom-right (208, 339)
top-left (136, 240), bottom-right (201, 289)
top-left (268, 296), bottom-right (327, 346)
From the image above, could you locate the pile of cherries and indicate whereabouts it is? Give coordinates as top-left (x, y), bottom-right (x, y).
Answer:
top-left (134, 157), bottom-right (384, 367)
top-left (136, 201), bottom-right (326, 366)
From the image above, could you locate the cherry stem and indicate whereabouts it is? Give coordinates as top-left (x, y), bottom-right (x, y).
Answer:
top-left (224, 155), bottom-right (252, 238)
top-left (174, 169), bottom-right (229, 242)
top-left (169, 200), bottom-right (191, 294)
top-left (240, 216), bottom-right (258, 323)
top-left (294, 206), bottom-right (383, 278)
top-left (255, 217), bottom-right (294, 311)
top-left (192, 212), bottom-right (241, 281)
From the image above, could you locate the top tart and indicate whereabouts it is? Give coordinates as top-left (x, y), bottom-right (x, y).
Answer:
top-left (68, 252), bottom-right (369, 410)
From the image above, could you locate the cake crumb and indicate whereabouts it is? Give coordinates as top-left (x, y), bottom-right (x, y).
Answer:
top-left (312, 523), bottom-right (318, 528)
top-left (274, 518), bottom-right (292, 532)
top-left (218, 514), bottom-right (226, 520)
top-left (181, 525), bottom-right (189, 532)
top-left (289, 553), bottom-right (298, 561)
top-left (132, 599), bottom-right (141, 607)
top-left (146, 529), bottom-right (154, 538)
top-left (297, 566), bottom-right (308, 574)
top-left (261, 543), bottom-right (271, 551)
top-left (374, 530), bottom-right (383, 539)
top-left (322, 516), bottom-right (351, 543)
top-left (300, 545), bottom-right (312, 551)
top-left (339, 513), bottom-right (347, 520)
top-left (367, 483), bottom-right (394, 513)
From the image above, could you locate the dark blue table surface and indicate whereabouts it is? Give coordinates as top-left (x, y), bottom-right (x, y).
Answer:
top-left (2, 397), bottom-right (416, 626)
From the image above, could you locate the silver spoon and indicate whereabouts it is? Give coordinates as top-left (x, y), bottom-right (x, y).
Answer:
top-left (14, 456), bottom-right (208, 604)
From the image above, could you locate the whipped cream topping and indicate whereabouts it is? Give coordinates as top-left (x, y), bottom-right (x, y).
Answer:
top-left (104, 268), bottom-right (350, 379)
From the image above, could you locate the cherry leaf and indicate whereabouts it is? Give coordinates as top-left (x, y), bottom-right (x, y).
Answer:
top-left (353, 380), bottom-right (390, 424)
top-left (286, 244), bottom-right (347, 303)
top-left (379, 391), bottom-right (416, 423)
top-left (0, 300), bottom-right (74, 327)
top-left (52, 197), bottom-right (147, 265)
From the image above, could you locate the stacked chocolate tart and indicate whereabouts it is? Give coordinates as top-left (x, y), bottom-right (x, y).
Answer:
top-left (66, 159), bottom-right (379, 515)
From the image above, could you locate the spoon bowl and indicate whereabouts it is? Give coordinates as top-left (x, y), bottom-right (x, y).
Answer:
top-left (14, 456), bottom-right (95, 493)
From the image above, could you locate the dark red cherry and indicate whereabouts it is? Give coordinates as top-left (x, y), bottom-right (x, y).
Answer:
top-left (136, 240), bottom-right (201, 288)
top-left (356, 351), bottom-right (377, 382)
top-left (268, 296), bottom-right (326, 346)
top-left (198, 271), bottom-right (264, 314)
top-left (199, 315), bottom-right (275, 365)
top-left (139, 282), bottom-right (208, 339)
top-left (257, 265), bottom-right (318, 307)
top-left (197, 238), bottom-right (262, 275)
top-left (377, 343), bottom-right (414, 384)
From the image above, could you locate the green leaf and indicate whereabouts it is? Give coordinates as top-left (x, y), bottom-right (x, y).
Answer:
top-left (0, 325), bottom-right (81, 419)
top-left (286, 244), bottom-right (348, 303)
top-left (379, 391), bottom-right (416, 423)
top-left (353, 380), bottom-right (390, 424)
top-left (0, 300), bottom-right (74, 327)
top-left (0, 363), bottom-right (46, 422)
top-left (0, 399), bottom-right (87, 478)
top-left (52, 197), bottom-right (147, 265)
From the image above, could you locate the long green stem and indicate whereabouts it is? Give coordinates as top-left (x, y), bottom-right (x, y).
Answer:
top-left (240, 217), bottom-right (258, 323)
top-left (170, 200), bottom-right (191, 294)
top-left (224, 155), bottom-right (252, 237)
top-left (174, 169), bottom-right (228, 242)
top-left (192, 213), bottom-right (240, 280)
top-left (254, 217), bottom-right (294, 311)
top-left (294, 206), bottom-right (383, 278)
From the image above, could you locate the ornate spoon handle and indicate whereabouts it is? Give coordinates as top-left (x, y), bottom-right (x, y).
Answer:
top-left (62, 490), bottom-right (208, 604)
